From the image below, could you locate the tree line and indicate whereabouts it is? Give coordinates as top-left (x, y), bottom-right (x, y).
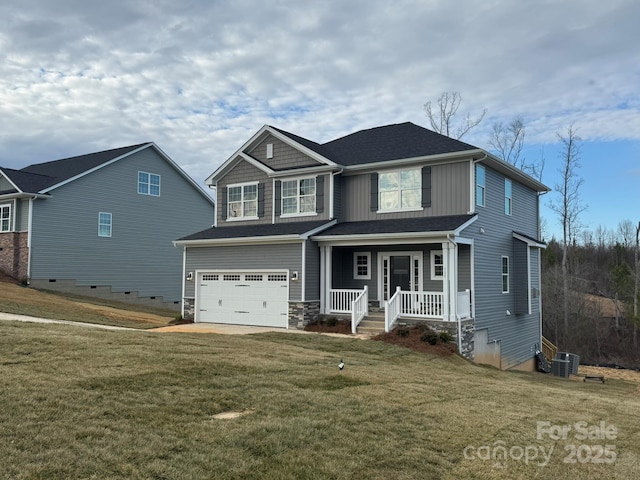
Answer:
top-left (424, 92), bottom-right (639, 367)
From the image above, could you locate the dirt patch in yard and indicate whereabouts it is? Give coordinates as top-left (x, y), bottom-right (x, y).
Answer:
top-left (304, 318), bottom-right (352, 335)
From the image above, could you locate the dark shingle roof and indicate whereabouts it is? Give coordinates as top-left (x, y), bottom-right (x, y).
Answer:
top-left (21, 143), bottom-right (148, 189)
top-left (271, 122), bottom-right (477, 167)
top-left (177, 220), bottom-right (333, 242)
top-left (314, 215), bottom-right (476, 237)
top-left (0, 167), bottom-right (54, 194)
top-left (321, 122), bottom-right (478, 166)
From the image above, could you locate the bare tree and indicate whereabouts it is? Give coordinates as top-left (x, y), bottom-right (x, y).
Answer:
top-left (635, 221), bottom-right (640, 347)
top-left (489, 117), bottom-right (545, 181)
top-left (549, 124), bottom-right (587, 337)
top-left (424, 92), bottom-right (487, 139)
top-left (617, 219), bottom-right (635, 247)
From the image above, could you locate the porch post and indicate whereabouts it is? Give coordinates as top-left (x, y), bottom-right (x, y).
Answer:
top-left (323, 245), bottom-right (332, 314)
top-left (442, 241), bottom-right (458, 321)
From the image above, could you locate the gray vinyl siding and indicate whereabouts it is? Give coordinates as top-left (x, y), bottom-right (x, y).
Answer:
top-left (15, 199), bottom-right (29, 231)
top-left (217, 161), bottom-right (330, 226)
top-left (0, 176), bottom-right (13, 190)
top-left (462, 164), bottom-right (541, 369)
top-left (29, 148), bottom-right (214, 303)
top-left (340, 160), bottom-right (471, 221)
top-left (304, 240), bottom-right (320, 301)
top-left (184, 243), bottom-right (303, 300)
top-left (458, 245), bottom-right (472, 291)
top-left (216, 160), bottom-right (271, 226)
top-left (249, 134), bottom-right (323, 170)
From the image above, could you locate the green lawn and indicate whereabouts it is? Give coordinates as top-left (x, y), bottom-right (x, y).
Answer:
top-left (1, 321), bottom-right (639, 479)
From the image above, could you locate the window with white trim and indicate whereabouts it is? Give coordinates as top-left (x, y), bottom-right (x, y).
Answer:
top-left (353, 252), bottom-right (371, 280)
top-left (504, 178), bottom-right (512, 215)
top-left (98, 212), bottom-right (112, 237)
top-left (227, 183), bottom-right (258, 219)
top-left (0, 204), bottom-right (11, 232)
top-left (379, 169), bottom-right (421, 211)
top-left (431, 250), bottom-right (444, 280)
top-left (282, 177), bottom-right (316, 215)
top-left (138, 171), bottom-right (161, 196)
top-left (502, 256), bottom-right (510, 293)
top-left (476, 165), bottom-right (485, 207)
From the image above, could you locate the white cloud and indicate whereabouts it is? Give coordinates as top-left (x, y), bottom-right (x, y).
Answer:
top-left (0, 0), bottom-right (638, 200)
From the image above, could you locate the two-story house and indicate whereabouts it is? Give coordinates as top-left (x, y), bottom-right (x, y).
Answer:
top-left (174, 123), bottom-right (549, 370)
top-left (0, 143), bottom-right (215, 309)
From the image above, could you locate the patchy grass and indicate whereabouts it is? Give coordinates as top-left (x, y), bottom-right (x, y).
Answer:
top-left (0, 276), bottom-right (175, 329)
top-left (1, 321), bottom-right (639, 479)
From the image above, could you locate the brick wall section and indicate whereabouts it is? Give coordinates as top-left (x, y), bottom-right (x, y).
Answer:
top-left (288, 301), bottom-right (320, 329)
top-left (0, 232), bottom-right (29, 281)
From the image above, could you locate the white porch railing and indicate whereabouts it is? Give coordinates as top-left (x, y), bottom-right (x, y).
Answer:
top-left (351, 286), bottom-right (368, 334)
top-left (329, 288), bottom-right (364, 314)
top-left (385, 286), bottom-right (402, 332)
top-left (398, 291), bottom-right (445, 318)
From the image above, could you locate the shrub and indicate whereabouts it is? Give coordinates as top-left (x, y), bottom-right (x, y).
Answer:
top-left (396, 327), bottom-right (410, 337)
top-left (439, 331), bottom-right (454, 343)
top-left (420, 330), bottom-right (439, 345)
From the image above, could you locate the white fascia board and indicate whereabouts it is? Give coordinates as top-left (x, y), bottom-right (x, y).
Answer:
top-left (0, 168), bottom-right (23, 193)
top-left (0, 192), bottom-right (48, 200)
top-left (269, 165), bottom-right (338, 178)
top-left (480, 151), bottom-right (550, 193)
top-left (40, 143), bottom-right (153, 194)
top-left (147, 142), bottom-right (216, 206)
top-left (206, 125), bottom-right (336, 185)
top-left (208, 153), bottom-right (274, 187)
top-left (513, 232), bottom-right (547, 249)
top-left (300, 219), bottom-right (337, 239)
top-left (173, 235), bottom-right (303, 247)
top-left (453, 215), bottom-right (478, 235)
top-left (340, 150), bottom-right (483, 174)
top-left (312, 231), bottom-right (453, 247)
top-left (266, 127), bottom-right (337, 167)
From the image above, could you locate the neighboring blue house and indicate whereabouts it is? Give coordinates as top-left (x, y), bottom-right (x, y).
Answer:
top-left (174, 122), bottom-right (549, 370)
top-left (0, 143), bottom-right (215, 309)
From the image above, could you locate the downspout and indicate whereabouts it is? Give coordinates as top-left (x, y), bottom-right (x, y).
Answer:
top-left (447, 233), bottom-right (463, 355)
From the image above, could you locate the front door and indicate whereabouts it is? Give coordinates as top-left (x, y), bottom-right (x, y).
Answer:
top-left (379, 252), bottom-right (423, 305)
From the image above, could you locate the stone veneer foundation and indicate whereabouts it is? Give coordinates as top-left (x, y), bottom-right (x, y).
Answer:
top-left (399, 317), bottom-right (475, 360)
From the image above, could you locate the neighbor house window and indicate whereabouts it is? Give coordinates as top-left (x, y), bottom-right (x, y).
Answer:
top-left (353, 252), bottom-right (371, 280)
top-left (505, 179), bottom-right (512, 215)
top-left (431, 250), bottom-right (444, 280)
top-left (227, 182), bottom-right (258, 219)
top-left (0, 204), bottom-right (11, 232)
top-left (502, 256), bottom-right (510, 293)
top-left (98, 212), bottom-right (112, 237)
top-left (282, 177), bottom-right (316, 215)
top-left (476, 165), bottom-right (485, 207)
top-left (379, 169), bottom-right (421, 211)
top-left (138, 171), bottom-right (161, 196)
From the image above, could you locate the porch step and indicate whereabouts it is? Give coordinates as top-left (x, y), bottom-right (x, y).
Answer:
top-left (356, 314), bottom-right (385, 336)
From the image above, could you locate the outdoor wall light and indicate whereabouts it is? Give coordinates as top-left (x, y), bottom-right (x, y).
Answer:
top-left (186, 272), bottom-right (193, 281)
top-left (291, 271), bottom-right (299, 281)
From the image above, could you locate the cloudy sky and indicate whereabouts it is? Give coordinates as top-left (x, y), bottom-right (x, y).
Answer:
top-left (1, 0), bottom-right (638, 240)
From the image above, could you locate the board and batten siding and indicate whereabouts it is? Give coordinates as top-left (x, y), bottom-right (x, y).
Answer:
top-left (462, 164), bottom-right (542, 369)
top-left (29, 147), bottom-right (214, 303)
top-left (217, 159), bottom-right (331, 226)
top-left (304, 240), bottom-right (321, 301)
top-left (249, 134), bottom-right (324, 170)
top-left (15, 198), bottom-right (29, 231)
top-left (339, 160), bottom-right (471, 222)
top-left (184, 243), bottom-right (303, 300)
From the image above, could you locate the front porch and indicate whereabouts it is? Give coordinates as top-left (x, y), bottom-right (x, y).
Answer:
top-left (318, 241), bottom-right (474, 334)
top-left (328, 286), bottom-right (472, 333)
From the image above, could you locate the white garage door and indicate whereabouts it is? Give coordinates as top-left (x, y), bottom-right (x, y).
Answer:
top-left (197, 271), bottom-right (289, 328)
